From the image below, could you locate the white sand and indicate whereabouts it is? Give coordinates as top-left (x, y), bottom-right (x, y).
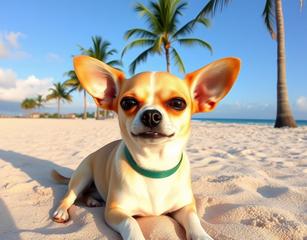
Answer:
top-left (0, 118), bottom-right (306, 240)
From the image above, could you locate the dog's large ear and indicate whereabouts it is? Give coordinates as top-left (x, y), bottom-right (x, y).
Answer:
top-left (73, 56), bottom-right (125, 111)
top-left (185, 57), bottom-right (240, 113)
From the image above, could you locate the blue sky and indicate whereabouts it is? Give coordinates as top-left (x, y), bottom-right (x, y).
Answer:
top-left (0, 0), bottom-right (306, 119)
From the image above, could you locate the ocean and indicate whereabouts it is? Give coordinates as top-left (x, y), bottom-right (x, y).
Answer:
top-left (192, 118), bottom-right (307, 126)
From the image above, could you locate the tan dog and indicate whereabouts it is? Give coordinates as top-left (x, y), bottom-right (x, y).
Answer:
top-left (52, 56), bottom-right (240, 240)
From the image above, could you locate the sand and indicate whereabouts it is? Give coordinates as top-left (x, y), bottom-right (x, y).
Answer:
top-left (0, 118), bottom-right (306, 240)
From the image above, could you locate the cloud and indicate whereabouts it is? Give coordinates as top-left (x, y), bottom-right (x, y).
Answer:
top-left (0, 67), bottom-right (53, 102)
top-left (0, 68), bottom-right (17, 88)
top-left (0, 31), bottom-right (29, 59)
top-left (296, 96), bottom-right (307, 112)
top-left (46, 52), bottom-right (62, 62)
top-left (0, 41), bottom-right (9, 58)
top-left (5, 32), bottom-right (23, 48)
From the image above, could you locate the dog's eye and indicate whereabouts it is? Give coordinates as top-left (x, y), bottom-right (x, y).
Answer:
top-left (167, 97), bottom-right (186, 111)
top-left (120, 97), bottom-right (139, 111)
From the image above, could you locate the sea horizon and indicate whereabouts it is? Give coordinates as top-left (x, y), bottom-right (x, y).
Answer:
top-left (192, 117), bottom-right (307, 126)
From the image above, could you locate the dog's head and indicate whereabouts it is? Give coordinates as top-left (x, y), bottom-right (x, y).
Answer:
top-left (74, 56), bottom-right (240, 149)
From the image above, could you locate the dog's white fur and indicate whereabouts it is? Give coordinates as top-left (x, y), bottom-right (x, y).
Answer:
top-left (52, 56), bottom-right (240, 240)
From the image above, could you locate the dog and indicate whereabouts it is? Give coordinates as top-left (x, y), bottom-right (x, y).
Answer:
top-left (52, 55), bottom-right (240, 240)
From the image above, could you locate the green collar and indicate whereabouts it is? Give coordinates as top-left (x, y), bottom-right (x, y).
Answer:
top-left (124, 146), bottom-right (183, 179)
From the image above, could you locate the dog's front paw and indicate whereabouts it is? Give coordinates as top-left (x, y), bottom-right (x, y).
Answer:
top-left (189, 232), bottom-right (214, 240)
top-left (188, 228), bottom-right (214, 240)
top-left (52, 207), bottom-right (70, 223)
top-left (122, 219), bottom-right (146, 240)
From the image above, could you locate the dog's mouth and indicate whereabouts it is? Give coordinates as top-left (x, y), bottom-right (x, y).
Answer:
top-left (131, 131), bottom-right (175, 139)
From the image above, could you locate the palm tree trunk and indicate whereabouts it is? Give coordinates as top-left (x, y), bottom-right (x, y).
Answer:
top-left (83, 90), bottom-right (87, 119)
top-left (57, 98), bottom-right (60, 118)
top-left (96, 107), bottom-right (99, 120)
top-left (274, 0), bottom-right (297, 128)
top-left (164, 46), bottom-right (171, 73)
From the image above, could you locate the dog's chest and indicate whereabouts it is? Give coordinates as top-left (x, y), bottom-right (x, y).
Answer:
top-left (118, 168), bottom-right (193, 216)
top-left (145, 180), bottom-right (191, 215)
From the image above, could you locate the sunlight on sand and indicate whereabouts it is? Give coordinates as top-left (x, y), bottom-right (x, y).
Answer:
top-left (0, 119), bottom-right (306, 239)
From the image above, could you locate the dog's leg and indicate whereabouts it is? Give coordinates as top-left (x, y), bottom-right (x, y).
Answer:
top-left (52, 162), bottom-right (92, 223)
top-left (171, 203), bottom-right (213, 240)
top-left (105, 207), bottom-right (145, 240)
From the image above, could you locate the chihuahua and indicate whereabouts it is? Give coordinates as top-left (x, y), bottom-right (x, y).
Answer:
top-left (52, 56), bottom-right (240, 240)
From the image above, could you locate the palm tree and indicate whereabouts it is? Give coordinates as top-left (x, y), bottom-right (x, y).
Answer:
top-left (122, 0), bottom-right (212, 74)
top-left (64, 70), bottom-right (87, 119)
top-left (21, 98), bottom-right (37, 114)
top-left (46, 82), bottom-right (72, 118)
top-left (79, 36), bottom-right (122, 67)
top-left (193, 0), bottom-right (303, 128)
top-left (79, 36), bottom-right (122, 119)
top-left (35, 95), bottom-right (45, 111)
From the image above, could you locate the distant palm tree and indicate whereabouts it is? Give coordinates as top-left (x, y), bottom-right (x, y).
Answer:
top-left (35, 95), bottom-right (45, 111)
top-left (46, 82), bottom-right (72, 118)
top-left (122, 0), bottom-right (212, 74)
top-left (21, 98), bottom-right (37, 113)
top-left (79, 36), bottom-right (122, 119)
top-left (64, 70), bottom-right (87, 119)
top-left (79, 36), bottom-right (122, 67)
top-left (192, 0), bottom-right (304, 128)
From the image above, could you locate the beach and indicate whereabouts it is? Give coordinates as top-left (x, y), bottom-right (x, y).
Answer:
top-left (0, 118), bottom-right (306, 240)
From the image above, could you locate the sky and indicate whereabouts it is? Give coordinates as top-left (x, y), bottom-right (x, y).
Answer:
top-left (0, 0), bottom-right (306, 119)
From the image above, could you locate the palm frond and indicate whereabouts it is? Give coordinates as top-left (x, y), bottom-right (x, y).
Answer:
top-left (64, 79), bottom-right (82, 91)
top-left (106, 60), bottom-right (123, 67)
top-left (67, 86), bottom-right (78, 94)
top-left (262, 0), bottom-right (276, 39)
top-left (64, 70), bottom-right (77, 78)
top-left (152, 35), bottom-right (164, 53)
top-left (172, 1), bottom-right (187, 17)
top-left (151, 0), bottom-right (171, 32)
top-left (197, 17), bottom-right (211, 28)
top-left (129, 47), bottom-right (155, 74)
top-left (46, 82), bottom-right (72, 103)
top-left (149, 1), bottom-right (164, 29)
top-left (35, 95), bottom-right (45, 107)
top-left (106, 49), bottom-right (117, 56)
top-left (121, 39), bottom-right (155, 58)
top-left (21, 98), bottom-right (37, 110)
top-left (195, 0), bottom-right (232, 19)
top-left (168, 1), bottom-right (188, 33)
top-left (46, 92), bottom-right (57, 101)
top-left (124, 28), bottom-right (157, 40)
top-left (172, 17), bottom-right (211, 40)
top-left (134, 3), bottom-right (162, 32)
top-left (171, 48), bottom-right (185, 73)
top-left (78, 45), bottom-right (92, 55)
top-left (63, 70), bottom-right (83, 92)
top-left (79, 36), bottom-right (121, 65)
top-left (177, 38), bottom-right (213, 53)
top-left (61, 94), bottom-right (72, 102)
top-left (63, 78), bottom-right (78, 86)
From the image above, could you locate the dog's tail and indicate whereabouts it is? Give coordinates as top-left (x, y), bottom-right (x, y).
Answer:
top-left (51, 170), bottom-right (70, 185)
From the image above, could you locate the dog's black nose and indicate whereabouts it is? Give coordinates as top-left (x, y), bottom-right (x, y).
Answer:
top-left (141, 109), bottom-right (162, 128)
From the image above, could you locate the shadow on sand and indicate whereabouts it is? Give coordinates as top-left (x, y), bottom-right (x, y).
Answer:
top-left (0, 198), bottom-right (20, 239)
top-left (0, 150), bottom-right (188, 239)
